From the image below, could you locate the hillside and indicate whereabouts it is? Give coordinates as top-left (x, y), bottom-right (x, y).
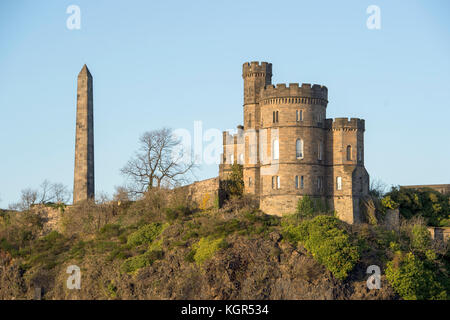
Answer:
top-left (0, 190), bottom-right (448, 300)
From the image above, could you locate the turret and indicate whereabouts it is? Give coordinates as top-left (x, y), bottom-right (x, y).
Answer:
top-left (242, 61), bottom-right (272, 105)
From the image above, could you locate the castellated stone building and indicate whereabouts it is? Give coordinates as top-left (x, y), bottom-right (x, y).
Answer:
top-left (73, 64), bottom-right (95, 203)
top-left (219, 62), bottom-right (369, 224)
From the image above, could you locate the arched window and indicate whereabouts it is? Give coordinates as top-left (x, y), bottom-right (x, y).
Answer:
top-left (296, 110), bottom-right (303, 122)
top-left (346, 145), bottom-right (352, 161)
top-left (296, 139), bottom-right (303, 159)
top-left (272, 139), bottom-right (279, 160)
top-left (336, 176), bottom-right (342, 190)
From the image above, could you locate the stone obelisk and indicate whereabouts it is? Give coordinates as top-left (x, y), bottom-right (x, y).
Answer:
top-left (73, 64), bottom-right (94, 203)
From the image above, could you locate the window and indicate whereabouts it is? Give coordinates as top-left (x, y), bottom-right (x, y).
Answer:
top-left (239, 153), bottom-right (244, 164)
top-left (346, 145), bottom-right (352, 161)
top-left (272, 139), bottom-right (279, 160)
top-left (300, 176), bottom-right (304, 189)
top-left (317, 176), bottom-right (323, 191)
top-left (317, 113), bottom-right (323, 124)
top-left (295, 176), bottom-right (299, 189)
top-left (296, 139), bottom-right (303, 159)
top-left (272, 111), bottom-right (279, 123)
top-left (296, 110), bottom-right (303, 122)
top-left (249, 177), bottom-right (252, 187)
top-left (248, 113), bottom-right (252, 127)
top-left (336, 176), bottom-right (342, 190)
top-left (230, 154), bottom-right (234, 164)
top-left (272, 176), bottom-right (280, 189)
top-left (318, 141), bottom-right (323, 160)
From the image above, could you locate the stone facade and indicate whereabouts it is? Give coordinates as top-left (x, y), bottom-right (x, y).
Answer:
top-left (219, 62), bottom-right (369, 224)
top-left (73, 65), bottom-right (95, 203)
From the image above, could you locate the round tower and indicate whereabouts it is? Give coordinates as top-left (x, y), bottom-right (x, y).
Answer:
top-left (258, 82), bottom-right (329, 215)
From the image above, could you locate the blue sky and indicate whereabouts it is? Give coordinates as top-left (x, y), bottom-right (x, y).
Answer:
top-left (0, 0), bottom-right (449, 207)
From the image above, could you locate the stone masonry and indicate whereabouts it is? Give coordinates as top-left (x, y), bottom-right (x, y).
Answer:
top-left (219, 62), bottom-right (370, 224)
top-left (73, 64), bottom-right (95, 203)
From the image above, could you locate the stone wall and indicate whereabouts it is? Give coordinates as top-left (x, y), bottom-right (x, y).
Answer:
top-left (427, 227), bottom-right (450, 242)
top-left (180, 177), bottom-right (220, 210)
top-left (30, 205), bottom-right (63, 235)
top-left (401, 184), bottom-right (450, 195)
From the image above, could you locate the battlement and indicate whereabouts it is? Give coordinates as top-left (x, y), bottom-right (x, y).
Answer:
top-left (260, 83), bottom-right (328, 101)
top-left (242, 61), bottom-right (272, 77)
top-left (325, 117), bottom-right (365, 130)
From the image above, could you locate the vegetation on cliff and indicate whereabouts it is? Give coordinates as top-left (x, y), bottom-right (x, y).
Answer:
top-left (0, 185), bottom-right (448, 300)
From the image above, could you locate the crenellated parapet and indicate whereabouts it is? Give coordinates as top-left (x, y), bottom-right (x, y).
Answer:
top-left (325, 117), bottom-right (365, 131)
top-left (242, 61), bottom-right (272, 78)
top-left (260, 83), bottom-right (328, 105)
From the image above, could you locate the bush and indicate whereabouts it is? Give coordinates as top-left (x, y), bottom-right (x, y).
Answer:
top-left (97, 224), bottom-right (122, 239)
top-left (282, 215), bottom-right (360, 280)
top-left (384, 187), bottom-right (449, 226)
top-left (165, 205), bottom-right (192, 222)
top-left (120, 249), bottom-right (163, 274)
top-left (193, 236), bottom-right (226, 266)
top-left (220, 164), bottom-right (244, 201)
top-left (127, 223), bottom-right (167, 247)
top-left (411, 225), bottom-right (432, 252)
top-left (386, 252), bottom-right (447, 300)
top-left (296, 195), bottom-right (315, 218)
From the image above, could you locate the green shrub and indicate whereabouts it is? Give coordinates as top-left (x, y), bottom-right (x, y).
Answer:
top-left (220, 164), bottom-right (244, 201)
top-left (384, 187), bottom-right (449, 226)
top-left (386, 252), bottom-right (447, 300)
top-left (193, 236), bottom-right (226, 266)
top-left (296, 195), bottom-right (315, 219)
top-left (411, 225), bottom-right (432, 252)
top-left (282, 215), bottom-right (360, 280)
top-left (98, 224), bottom-right (122, 239)
top-left (127, 223), bottom-right (167, 247)
top-left (184, 249), bottom-right (196, 263)
top-left (120, 249), bottom-right (163, 274)
top-left (165, 205), bottom-right (192, 221)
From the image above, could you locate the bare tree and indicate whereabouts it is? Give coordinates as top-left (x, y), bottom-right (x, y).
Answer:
top-left (369, 178), bottom-right (388, 199)
top-left (9, 188), bottom-right (38, 211)
top-left (113, 185), bottom-right (130, 202)
top-left (51, 183), bottom-right (70, 203)
top-left (121, 128), bottom-right (195, 196)
top-left (8, 180), bottom-right (70, 211)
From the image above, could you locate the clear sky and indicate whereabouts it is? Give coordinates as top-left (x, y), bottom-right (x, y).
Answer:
top-left (0, 0), bottom-right (449, 207)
